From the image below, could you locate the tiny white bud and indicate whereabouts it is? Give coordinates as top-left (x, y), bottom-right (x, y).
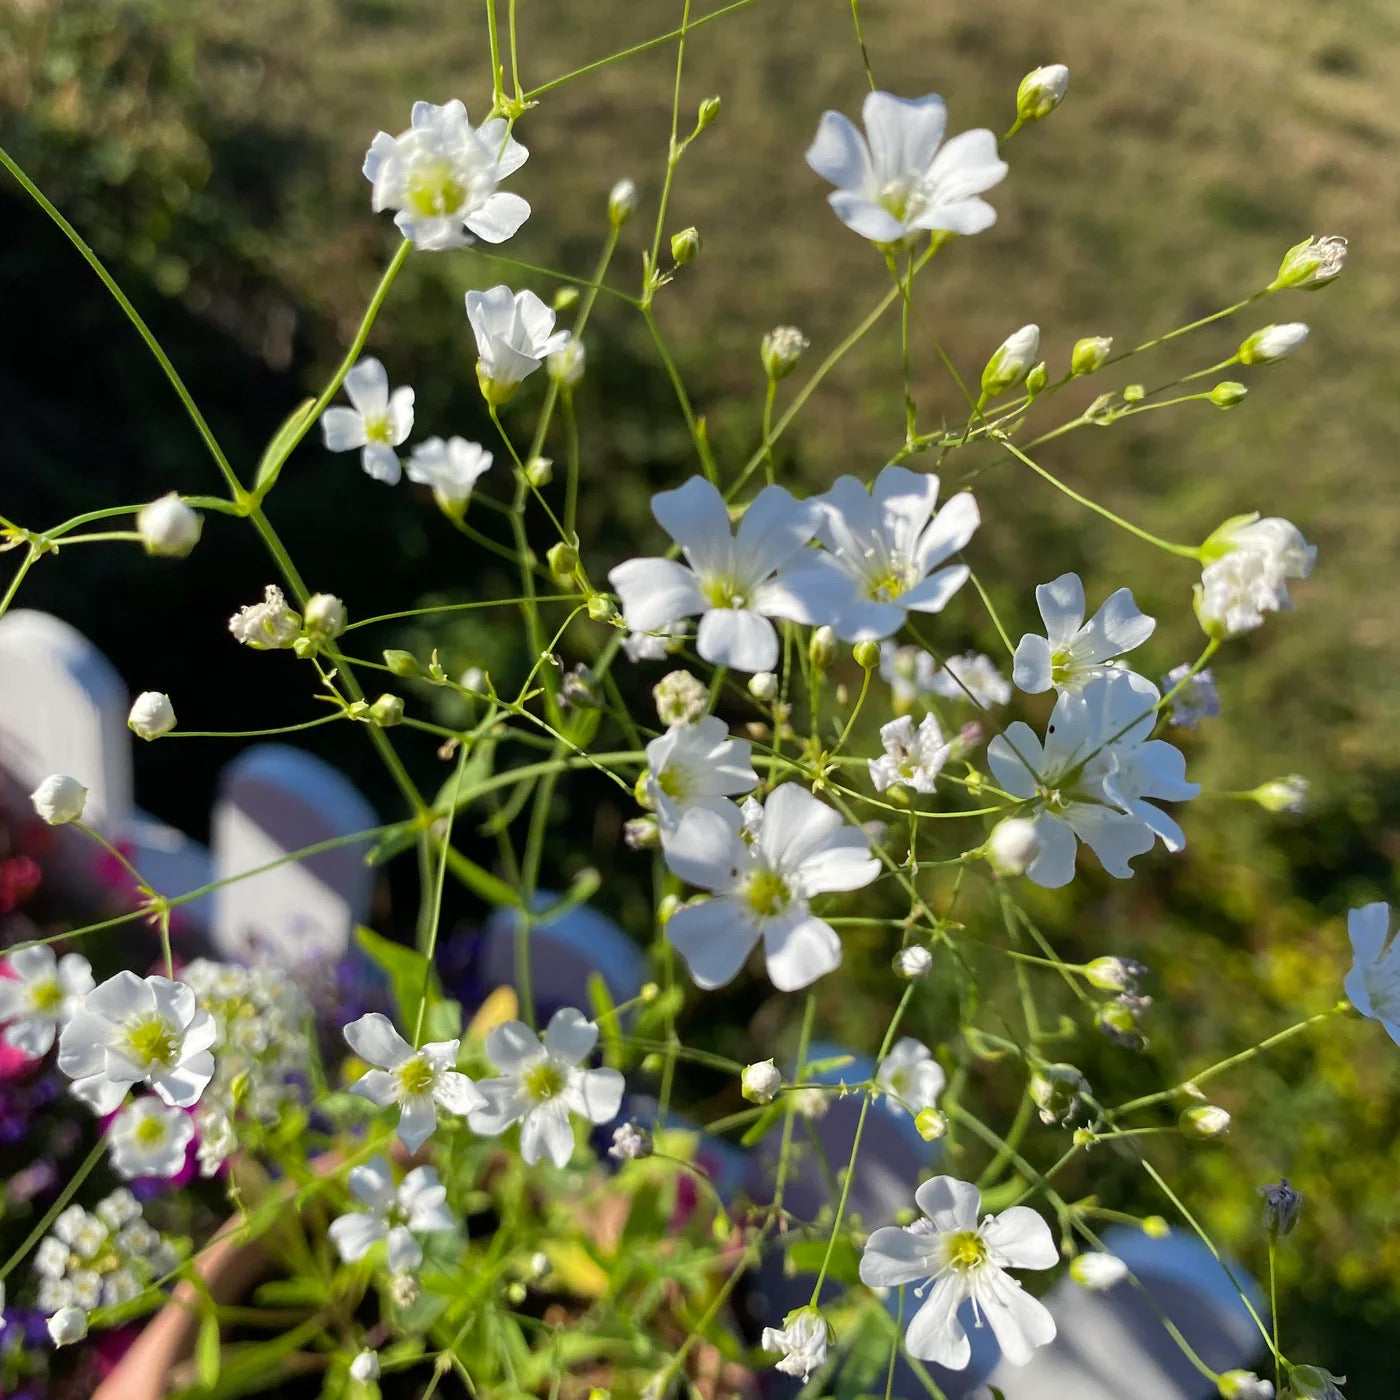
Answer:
top-left (1071, 335), bottom-right (1113, 376)
top-left (893, 945), bottom-right (933, 981)
top-left (31, 774), bottom-right (87, 825)
top-left (808, 626), bottom-right (836, 671)
top-left (1239, 322), bottom-right (1309, 365)
top-left (369, 693), bottom-right (405, 727)
top-left (47, 1305), bottom-right (88, 1347)
top-left (350, 1350), bottom-right (380, 1383)
top-left (136, 493), bottom-right (203, 558)
top-left (1179, 1104), bottom-right (1232, 1139)
top-left (528, 1251), bottom-right (551, 1280)
top-left (608, 178), bottom-right (638, 226)
top-left (303, 592), bottom-right (348, 640)
top-left (741, 1059), bottom-right (782, 1105)
top-left (127, 691), bottom-right (176, 741)
top-left (981, 324), bottom-right (1041, 398)
top-left (1218, 1370), bottom-right (1275, 1400)
top-left (524, 456), bottom-right (554, 488)
top-left (459, 666), bottom-right (487, 694)
top-left (1016, 64), bottom-right (1070, 122)
top-left (761, 325), bottom-right (809, 381)
top-left (748, 671), bottom-right (779, 702)
top-left (548, 340), bottom-right (587, 388)
top-left (1270, 234), bottom-right (1347, 291)
top-left (986, 817), bottom-right (1041, 876)
top-left (1252, 775), bottom-right (1309, 814)
top-left (1070, 1252), bottom-right (1129, 1291)
top-left (914, 1107), bottom-right (947, 1141)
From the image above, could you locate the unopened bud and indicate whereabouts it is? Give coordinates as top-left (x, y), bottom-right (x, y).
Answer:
top-left (369, 693), bottom-right (405, 727)
top-left (624, 816), bottom-right (659, 850)
top-left (128, 691), bottom-right (176, 741)
top-left (893, 945), bottom-right (933, 981)
top-left (654, 670), bottom-right (709, 726)
top-left (1016, 64), bottom-right (1070, 123)
top-left (670, 227), bottom-right (701, 265)
top-left (761, 325), bottom-right (809, 381)
top-left (986, 817), bottom-right (1041, 876)
top-left (1251, 775), bottom-right (1309, 814)
top-left (657, 893), bottom-right (682, 925)
top-left (809, 625), bottom-right (837, 670)
top-left (1179, 1104), bottom-right (1232, 1139)
top-left (547, 542), bottom-right (580, 582)
top-left (552, 286), bottom-right (579, 312)
top-left (136, 493), bottom-right (203, 558)
top-left (47, 1306), bottom-right (88, 1347)
top-left (524, 456), bottom-right (554, 488)
top-left (1030, 1062), bottom-right (1089, 1127)
top-left (697, 95), bottom-right (721, 128)
top-left (1269, 234), bottom-right (1347, 291)
top-left (981, 324), bottom-right (1040, 398)
top-left (914, 1107), bottom-right (948, 1141)
top-left (1210, 380), bottom-right (1248, 408)
top-left (383, 649), bottom-right (421, 678)
top-left (1239, 322), bottom-right (1308, 365)
top-left (1259, 1178), bottom-right (1302, 1237)
top-left (30, 774), bottom-right (87, 826)
top-left (1070, 1253), bottom-right (1128, 1291)
top-left (1122, 383), bottom-right (1146, 403)
top-left (587, 594), bottom-right (618, 623)
top-left (608, 178), bottom-right (638, 226)
top-left (1071, 336), bottom-right (1113, 376)
top-left (304, 592), bottom-right (347, 640)
top-left (741, 1059), bottom-right (782, 1104)
top-left (1141, 1215), bottom-right (1171, 1238)
top-left (1217, 1370), bottom-right (1275, 1400)
top-left (548, 340), bottom-right (587, 388)
top-left (748, 671), bottom-right (779, 702)
top-left (853, 640), bottom-right (881, 670)
top-left (1025, 362), bottom-right (1049, 396)
top-left (459, 666), bottom-right (487, 694)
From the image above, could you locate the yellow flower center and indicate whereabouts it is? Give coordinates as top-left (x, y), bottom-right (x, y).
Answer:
top-left (656, 766), bottom-right (687, 801)
top-left (406, 159), bottom-right (467, 218)
top-left (743, 867), bottom-right (791, 919)
top-left (397, 1055), bottom-right (437, 1096)
top-left (363, 414), bottom-right (394, 444)
top-left (524, 1059), bottom-right (566, 1101)
top-left (1050, 647), bottom-right (1074, 684)
top-left (30, 977), bottom-right (64, 1012)
top-left (945, 1229), bottom-right (988, 1272)
top-left (134, 1115), bottom-right (169, 1147)
top-left (702, 576), bottom-right (745, 610)
top-left (124, 1015), bottom-right (178, 1069)
top-left (878, 179), bottom-right (921, 222)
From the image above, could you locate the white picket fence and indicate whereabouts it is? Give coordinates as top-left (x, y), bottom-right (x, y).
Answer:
top-left (0, 607), bottom-right (1266, 1400)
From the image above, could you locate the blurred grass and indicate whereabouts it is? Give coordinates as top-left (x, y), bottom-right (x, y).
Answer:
top-left (3, 0), bottom-right (1400, 1388)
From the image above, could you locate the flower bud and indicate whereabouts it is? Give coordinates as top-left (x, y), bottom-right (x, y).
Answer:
top-left (608, 178), bottom-right (638, 226)
top-left (654, 670), bottom-right (709, 726)
top-left (1239, 322), bottom-right (1309, 365)
top-left (893, 945), bottom-right (933, 981)
top-left (1122, 383), bottom-right (1146, 403)
top-left (1030, 1062), bottom-right (1089, 1126)
top-left (548, 340), bottom-right (587, 388)
top-left (697, 95), bottom-right (721, 128)
top-left (476, 360), bottom-right (519, 407)
top-left (657, 893), bottom-right (682, 925)
top-left (383, 649), bottom-right (421, 678)
top-left (748, 670), bottom-right (779, 702)
top-left (1096, 996), bottom-right (1148, 1050)
top-left (587, 594), bottom-right (618, 623)
top-left (914, 1107), bottom-right (948, 1141)
top-left (546, 542), bottom-right (580, 583)
top-left (369, 693), bottom-right (405, 727)
top-left (670, 227), bottom-right (701, 265)
top-left (1217, 1370), bottom-right (1275, 1400)
top-left (136, 493), bottom-right (203, 558)
top-left (350, 1350), bottom-right (381, 1383)
top-left (1179, 1104), bottom-right (1232, 1139)
top-left (986, 817), bottom-right (1041, 876)
top-left (459, 666), bottom-right (486, 694)
top-left (1210, 381), bottom-right (1248, 408)
top-left (31, 774), bottom-right (87, 825)
top-left (608, 1122), bottom-right (653, 1161)
top-left (1083, 956), bottom-right (1147, 993)
top-left (853, 640), bottom-right (881, 670)
top-left (1025, 362), bottom-right (1049, 396)
top-left (128, 691), bottom-right (176, 741)
top-left (1070, 1252), bottom-right (1128, 1291)
top-left (1251, 775), bottom-right (1309, 814)
top-left (981, 324), bottom-right (1040, 398)
top-left (304, 593), bottom-right (347, 640)
top-left (524, 456), bottom-right (554, 488)
top-left (1269, 234), bottom-right (1347, 291)
top-left (624, 817), bottom-right (659, 850)
top-left (1289, 1365), bottom-right (1347, 1399)
top-left (1016, 64), bottom-right (1070, 123)
top-left (741, 1059), bottom-right (782, 1104)
top-left (47, 1306), bottom-right (88, 1347)
top-left (562, 664), bottom-right (603, 710)
top-left (1259, 1178), bottom-right (1302, 1237)
top-left (807, 625), bottom-right (837, 671)
top-left (761, 325), bottom-right (809, 381)
top-left (1071, 336), bottom-right (1113, 376)
top-left (553, 286), bottom-right (579, 312)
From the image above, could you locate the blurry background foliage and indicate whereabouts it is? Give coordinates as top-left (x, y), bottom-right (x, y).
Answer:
top-left (2, 0), bottom-right (1399, 1389)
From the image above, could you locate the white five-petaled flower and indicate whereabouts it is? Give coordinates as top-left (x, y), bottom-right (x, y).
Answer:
top-left (58, 972), bottom-right (217, 1116)
top-left (987, 670), bottom-right (1198, 888)
top-left (108, 1098), bottom-right (195, 1180)
top-left (465, 286), bottom-right (571, 404)
top-left (806, 91), bottom-right (1007, 244)
top-left (929, 652), bottom-right (1011, 708)
top-left (406, 437), bottom-right (493, 514)
top-left (1344, 902), bottom-right (1400, 1047)
top-left (869, 714), bottom-right (955, 794)
top-left (328, 1157), bottom-right (454, 1273)
top-left (467, 1008), bottom-right (624, 1168)
top-left (609, 477), bottom-right (830, 673)
top-left (363, 100), bottom-right (530, 250)
top-left (799, 465), bottom-right (980, 642)
top-left (875, 1037), bottom-right (947, 1116)
top-left (0, 947), bottom-right (94, 1057)
top-left (662, 782), bottom-right (879, 991)
top-left (1012, 573), bottom-right (1155, 694)
top-left (1196, 514), bottom-right (1316, 637)
top-left (321, 358), bottom-right (415, 485)
top-left (645, 715), bottom-right (758, 835)
top-left (343, 1013), bottom-right (486, 1153)
top-left (760, 1308), bottom-right (830, 1382)
top-left (859, 1175), bottom-right (1057, 1370)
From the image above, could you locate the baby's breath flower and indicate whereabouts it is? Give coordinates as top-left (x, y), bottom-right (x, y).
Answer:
top-left (128, 691), bottom-right (176, 740)
top-left (1069, 1251), bottom-right (1129, 1290)
top-left (1252, 775), bottom-right (1309, 814)
top-left (47, 1306), bottom-right (88, 1348)
top-left (893, 945), bottom-right (933, 981)
top-left (1239, 322), bottom-right (1309, 364)
top-left (761, 1308), bottom-right (829, 1382)
top-left (869, 714), bottom-right (954, 794)
top-left (350, 1350), bottom-right (381, 1383)
top-left (136, 493), bottom-right (203, 558)
top-left (0, 947), bottom-right (93, 1056)
top-left (1180, 1104), bottom-right (1232, 1139)
top-left (741, 1059), bottom-right (781, 1104)
top-left (982, 324), bottom-right (1040, 398)
top-left (929, 652), bottom-right (1010, 708)
top-left (1013, 572), bottom-right (1155, 694)
top-left (1270, 234), bottom-right (1347, 291)
top-left (1016, 64), bottom-right (1070, 123)
top-left (407, 437), bottom-right (493, 517)
top-left (31, 774), bottom-right (87, 825)
top-left (303, 593), bottom-right (348, 640)
top-left (608, 1122), bottom-right (653, 1160)
top-left (653, 670), bottom-right (709, 727)
top-left (646, 716), bottom-right (757, 836)
top-left (875, 1037), bottom-right (945, 1116)
top-left (329, 1157), bottom-right (454, 1273)
top-left (109, 1097), bottom-right (195, 1179)
top-left (1196, 513), bottom-right (1315, 636)
top-left (320, 358), bottom-right (415, 484)
top-left (229, 585), bottom-right (302, 650)
top-left (761, 325), bottom-right (809, 380)
top-left (466, 286), bottom-right (571, 405)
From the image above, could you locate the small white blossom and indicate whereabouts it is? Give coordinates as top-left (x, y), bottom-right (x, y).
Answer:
top-left (304, 593), bottom-right (348, 640)
top-left (58, 971), bottom-right (218, 1115)
top-left (894, 945), bottom-right (933, 980)
top-left (1271, 234), bottom-right (1348, 290)
top-left (929, 652), bottom-right (1010, 707)
top-left (1180, 1104), bottom-right (1232, 1138)
top-left (128, 691), bottom-right (176, 740)
top-left (363, 100), bottom-right (529, 250)
top-left (1196, 514), bottom-right (1315, 636)
top-left (875, 1037), bottom-right (946, 1116)
top-left (320, 358), bottom-right (415, 485)
top-left (663, 783), bottom-right (879, 991)
top-left (1016, 64), bottom-right (1070, 122)
top-left (350, 1350), bottom-right (381, 1383)
top-left (1345, 902), bottom-right (1400, 1047)
top-left (653, 670), bottom-right (709, 727)
top-left (328, 1157), bottom-right (454, 1273)
top-left (741, 1059), bottom-right (782, 1104)
top-left (47, 1305), bottom-right (88, 1348)
top-left (136, 493), bottom-right (202, 558)
top-left (646, 715), bottom-right (758, 834)
top-left (1162, 664), bottom-right (1219, 728)
top-left (109, 1097), bottom-right (195, 1180)
top-left (869, 713), bottom-right (955, 794)
top-left (31, 774), bottom-right (87, 826)
top-left (859, 1175), bottom-right (1057, 1370)
top-left (0, 947), bottom-right (93, 1057)
top-left (343, 1013), bottom-right (485, 1153)
top-left (608, 1122), bottom-right (653, 1160)
top-left (228, 585), bottom-right (302, 650)
top-left (761, 325), bottom-right (809, 380)
top-left (806, 91), bottom-right (1007, 244)
top-left (1013, 573), bottom-right (1155, 694)
top-left (982, 324), bottom-right (1041, 398)
top-left (986, 817), bottom-right (1042, 877)
top-left (1239, 322), bottom-right (1308, 364)
top-left (608, 177), bottom-right (638, 225)
top-left (1070, 1252), bottom-right (1129, 1290)
top-left (465, 286), bottom-right (570, 404)
top-left (761, 1308), bottom-right (829, 1382)
top-left (468, 1008), bottom-right (624, 1168)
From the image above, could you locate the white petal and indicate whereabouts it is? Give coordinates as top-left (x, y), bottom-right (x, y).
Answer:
top-left (397, 1094), bottom-right (439, 1153)
top-left (861, 91), bottom-right (947, 183)
top-left (320, 406), bottom-right (366, 452)
top-left (905, 1273), bottom-right (972, 1368)
top-left (543, 1007), bottom-right (598, 1064)
top-left (329, 1213), bottom-right (386, 1263)
top-left (344, 1012), bottom-right (413, 1070)
top-left (859, 1225), bottom-right (933, 1287)
top-left (986, 726), bottom-right (1042, 797)
top-left (981, 1207), bottom-right (1058, 1270)
top-left (386, 1225), bottom-right (423, 1274)
top-left (1035, 573), bottom-right (1086, 645)
top-left (805, 110), bottom-right (872, 191)
top-left (1349, 903), bottom-right (1392, 967)
top-left (1025, 814), bottom-right (1079, 889)
top-left (349, 1158), bottom-right (397, 1213)
top-left (361, 443), bottom-right (403, 485)
top-left (1011, 634), bottom-right (1052, 693)
top-left (667, 899), bottom-right (759, 990)
top-left (1080, 587), bottom-right (1155, 661)
top-left (351, 1068), bottom-right (399, 1108)
top-left (484, 1020), bottom-right (544, 1073)
top-left (343, 358), bottom-right (390, 418)
top-left (763, 912), bottom-right (842, 991)
top-left (662, 806), bottom-right (744, 891)
top-left (467, 1079), bottom-right (528, 1136)
top-left (608, 557), bottom-right (705, 634)
top-left (913, 491), bottom-right (980, 571)
top-left (913, 1175), bottom-right (982, 1231)
top-left (828, 192), bottom-right (907, 243)
top-left (565, 1066), bottom-right (624, 1125)
top-left (902, 563), bottom-right (971, 616)
top-left (434, 1071), bottom-right (486, 1115)
top-left (465, 191), bottom-right (532, 244)
top-left (696, 608), bottom-right (778, 673)
top-left (520, 1098), bottom-right (574, 1167)
top-left (979, 1267), bottom-right (1057, 1365)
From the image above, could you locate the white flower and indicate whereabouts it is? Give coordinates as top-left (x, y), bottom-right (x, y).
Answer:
top-left (304, 593), bottom-right (348, 639)
top-left (58, 971), bottom-right (218, 1115)
top-left (320, 358), bottom-right (415, 485)
top-left (31, 774), bottom-right (87, 826)
top-left (350, 1350), bottom-right (381, 1383)
top-left (362, 100), bottom-right (530, 250)
top-left (869, 714), bottom-right (955, 795)
top-left (806, 91), bottom-right (1007, 244)
top-left (1345, 902), bottom-right (1400, 1047)
top-left (1239, 322), bottom-right (1309, 364)
top-left (1272, 234), bottom-right (1348, 290)
top-left (609, 477), bottom-right (831, 673)
top-left (465, 286), bottom-right (570, 404)
top-left (741, 1059), bottom-right (782, 1104)
top-left (1196, 514), bottom-right (1316, 636)
top-left (858, 1175), bottom-right (1057, 1370)
top-left (343, 1013), bottom-right (485, 1153)
top-left (653, 670), bottom-right (709, 727)
top-left (109, 1098), bottom-right (195, 1180)
top-left (1069, 1252), bottom-right (1128, 1290)
top-left (646, 716), bottom-right (757, 834)
top-left (467, 1008), bottom-right (624, 1168)
top-left (406, 437), bottom-right (494, 516)
top-left (328, 1157), bottom-right (454, 1273)
top-left (608, 1122), bottom-right (652, 1160)
top-left (929, 652), bottom-right (1010, 708)
top-left (136, 493), bottom-right (202, 558)
top-left (1162, 664), bottom-right (1219, 728)
top-left (802, 465), bottom-right (980, 642)
top-left (1012, 573), bottom-right (1155, 694)
top-left (228, 585), bottom-right (302, 650)
top-left (47, 1305), bottom-right (88, 1348)
top-left (894, 945), bottom-right (933, 980)
top-left (1180, 1104), bottom-right (1232, 1138)
top-left (875, 1037), bottom-right (946, 1115)
top-left (981, 324), bottom-right (1041, 398)
top-left (987, 671), bottom-right (1198, 888)
top-left (1016, 64), bottom-right (1070, 122)
top-left (0, 947), bottom-right (93, 1056)
top-left (880, 642), bottom-right (938, 709)
top-left (663, 783), bottom-right (879, 991)
top-left (128, 691), bottom-right (176, 740)
top-left (760, 1308), bottom-right (829, 1382)
top-left (1219, 1370), bottom-right (1275, 1400)
top-left (1290, 1366), bottom-right (1347, 1399)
